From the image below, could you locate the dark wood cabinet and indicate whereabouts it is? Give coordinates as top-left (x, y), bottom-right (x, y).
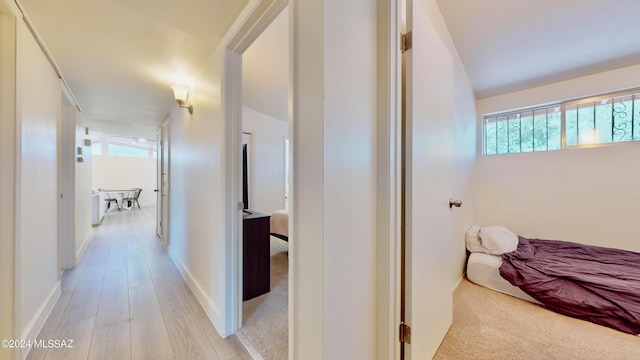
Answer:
top-left (243, 210), bottom-right (271, 301)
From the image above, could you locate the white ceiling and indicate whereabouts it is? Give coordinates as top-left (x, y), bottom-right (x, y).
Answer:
top-left (19, 0), bottom-right (249, 139)
top-left (18, 0), bottom-right (640, 135)
top-left (243, 7), bottom-right (289, 123)
top-left (436, 0), bottom-right (640, 99)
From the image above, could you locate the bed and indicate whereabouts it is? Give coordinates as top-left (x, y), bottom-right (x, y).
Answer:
top-left (467, 252), bottom-right (540, 304)
top-left (465, 225), bottom-right (640, 335)
top-left (270, 209), bottom-right (288, 241)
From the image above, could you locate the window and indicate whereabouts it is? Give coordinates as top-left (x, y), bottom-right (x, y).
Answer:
top-left (484, 105), bottom-right (561, 155)
top-left (108, 143), bottom-right (149, 158)
top-left (484, 89), bottom-right (640, 155)
top-left (565, 92), bottom-right (640, 146)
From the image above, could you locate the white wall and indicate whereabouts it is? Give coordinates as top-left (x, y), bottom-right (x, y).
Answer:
top-left (290, 0), bottom-right (383, 357)
top-left (16, 17), bottom-right (61, 357)
top-left (92, 154), bottom-right (157, 206)
top-left (242, 106), bottom-right (287, 215)
top-left (167, 37), bottom-right (228, 334)
top-left (476, 64), bottom-right (640, 253)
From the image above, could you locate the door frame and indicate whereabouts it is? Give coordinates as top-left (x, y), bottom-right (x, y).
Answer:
top-left (222, 0), bottom-right (288, 335)
top-left (157, 119), bottom-right (170, 250)
top-left (156, 126), bottom-right (162, 239)
top-left (59, 87), bottom-right (76, 270)
top-left (377, 0), bottom-right (403, 359)
top-left (223, 0), bottom-right (402, 357)
top-left (0, 1), bottom-right (18, 357)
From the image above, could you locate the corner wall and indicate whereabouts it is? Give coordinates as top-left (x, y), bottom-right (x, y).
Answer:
top-left (476, 64), bottom-right (640, 252)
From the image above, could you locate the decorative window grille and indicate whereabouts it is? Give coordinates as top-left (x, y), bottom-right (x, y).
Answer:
top-left (565, 92), bottom-right (640, 146)
top-left (483, 89), bottom-right (640, 155)
top-left (483, 105), bottom-right (561, 155)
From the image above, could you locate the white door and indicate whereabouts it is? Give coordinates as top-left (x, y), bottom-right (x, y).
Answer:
top-left (404, 0), bottom-right (455, 358)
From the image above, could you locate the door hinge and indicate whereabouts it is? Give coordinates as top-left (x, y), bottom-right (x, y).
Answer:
top-left (401, 31), bottom-right (412, 53)
top-left (399, 322), bottom-right (411, 344)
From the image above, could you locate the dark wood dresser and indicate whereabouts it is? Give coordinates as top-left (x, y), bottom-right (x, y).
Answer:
top-left (243, 210), bottom-right (271, 301)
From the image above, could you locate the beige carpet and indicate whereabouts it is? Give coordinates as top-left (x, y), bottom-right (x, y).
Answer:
top-left (240, 237), bottom-right (289, 360)
top-left (238, 250), bottom-right (640, 360)
top-left (435, 278), bottom-right (640, 359)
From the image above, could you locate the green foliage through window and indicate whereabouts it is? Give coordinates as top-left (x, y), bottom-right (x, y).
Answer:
top-left (483, 89), bottom-right (640, 155)
top-left (484, 106), bottom-right (561, 155)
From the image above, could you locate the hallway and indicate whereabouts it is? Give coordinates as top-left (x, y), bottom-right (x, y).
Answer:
top-left (27, 207), bottom-right (251, 360)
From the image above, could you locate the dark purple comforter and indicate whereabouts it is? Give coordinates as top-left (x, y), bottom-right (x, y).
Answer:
top-left (500, 236), bottom-right (640, 334)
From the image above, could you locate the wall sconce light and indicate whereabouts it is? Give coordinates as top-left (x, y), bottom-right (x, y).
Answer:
top-left (171, 85), bottom-right (193, 114)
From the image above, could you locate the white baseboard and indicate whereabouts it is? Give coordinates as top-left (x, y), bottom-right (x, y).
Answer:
top-left (167, 247), bottom-right (226, 336)
top-left (21, 282), bottom-right (61, 360)
top-left (453, 274), bottom-right (464, 291)
top-left (75, 230), bottom-right (93, 264)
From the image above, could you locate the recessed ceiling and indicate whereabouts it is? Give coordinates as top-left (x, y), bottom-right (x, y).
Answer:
top-left (18, 0), bottom-right (249, 138)
top-left (436, 0), bottom-right (640, 99)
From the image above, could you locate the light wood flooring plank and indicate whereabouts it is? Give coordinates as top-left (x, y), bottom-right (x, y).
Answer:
top-left (59, 262), bottom-right (105, 326)
top-left (95, 235), bottom-right (130, 329)
top-left (194, 312), bottom-right (248, 360)
top-left (30, 207), bottom-right (252, 360)
top-left (164, 311), bottom-right (221, 360)
top-left (94, 268), bottom-right (129, 329)
top-left (43, 317), bottom-right (94, 360)
top-left (128, 260), bottom-right (174, 360)
top-left (151, 264), bottom-right (202, 320)
top-left (87, 320), bottom-right (131, 360)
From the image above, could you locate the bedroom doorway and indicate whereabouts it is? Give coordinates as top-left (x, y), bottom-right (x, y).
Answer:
top-left (223, 0), bottom-right (290, 357)
top-left (238, 7), bottom-right (290, 358)
top-left (400, 0), bottom-right (456, 358)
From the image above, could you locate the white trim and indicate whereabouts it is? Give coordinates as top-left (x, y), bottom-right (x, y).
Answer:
top-left (60, 94), bottom-right (76, 270)
top-left (0, 4), bottom-right (18, 358)
top-left (167, 247), bottom-right (225, 334)
top-left (222, 0), bottom-right (288, 337)
top-left (13, 14), bottom-right (25, 360)
top-left (453, 274), bottom-right (464, 291)
top-left (74, 230), bottom-right (93, 264)
top-left (20, 283), bottom-right (60, 360)
top-left (376, 0), bottom-right (402, 359)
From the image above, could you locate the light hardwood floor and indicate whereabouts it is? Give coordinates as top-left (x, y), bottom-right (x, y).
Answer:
top-left (27, 207), bottom-right (251, 360)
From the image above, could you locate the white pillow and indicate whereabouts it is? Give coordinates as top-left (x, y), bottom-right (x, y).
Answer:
top-left (465, 225), bottom-right (489, 253)
top-left (479, 226), bottom-right (518, 255)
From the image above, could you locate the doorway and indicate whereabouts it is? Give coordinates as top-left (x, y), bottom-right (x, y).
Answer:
top-left (222, 0), bottom-right (290, 357)
top-left (238, 6), bottom-right (290, 359)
